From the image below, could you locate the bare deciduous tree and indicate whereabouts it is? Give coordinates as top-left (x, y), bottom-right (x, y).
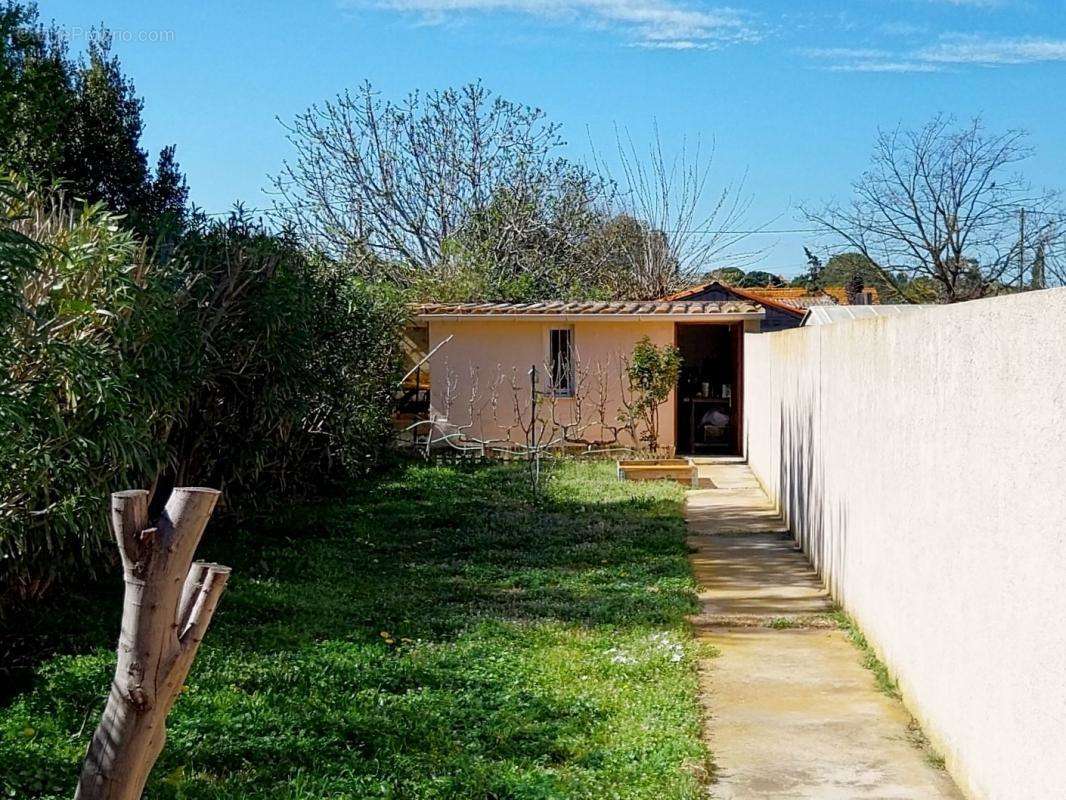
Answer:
top-left (600, 126), bottom-right (761, 299)
top-left (272, 81), bottom-right (609, 291)
top-left (274, 82), bottom-right (767, 302)
top-left (804, 116), bottom-right (1064, 303)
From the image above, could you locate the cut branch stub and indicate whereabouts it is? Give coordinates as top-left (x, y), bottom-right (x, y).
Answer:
top-left (75, 487), bottom-right (229, 800)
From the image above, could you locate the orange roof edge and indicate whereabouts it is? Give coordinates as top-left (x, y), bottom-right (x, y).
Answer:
top-left (662, 280), bottom-right (716, 301)
top-left (664, 281), bottom-right (805, 317)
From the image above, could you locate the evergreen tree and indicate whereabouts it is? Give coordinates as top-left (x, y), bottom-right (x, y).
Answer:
top-left (145, 144), bottom-right (190, 250)
top-left (65, 32), bottom-right (150, 216)
top-left (0, 3), bottom-right (187, 234)
top-left (738, 269), bottom-right (786, 288)
top-left (0, 2), bottom-right (75, 178)
top-left (844, 270), bottom-right (865, 304)
top-left (800, 246), bottom-right (824, 291)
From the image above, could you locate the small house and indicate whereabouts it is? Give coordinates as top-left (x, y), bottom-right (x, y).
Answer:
top-left (407, 298), bottom-right (766, 457)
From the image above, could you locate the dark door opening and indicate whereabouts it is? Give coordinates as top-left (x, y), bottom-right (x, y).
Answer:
top-left (674, 323), bottom-right (742, 456)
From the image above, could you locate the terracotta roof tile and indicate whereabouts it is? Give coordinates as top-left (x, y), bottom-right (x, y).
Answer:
top-left (415, 300), bottom-right (762, 317)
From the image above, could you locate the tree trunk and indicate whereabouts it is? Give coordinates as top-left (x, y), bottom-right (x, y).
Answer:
top-left (75, 487), bottom-right (230, 800)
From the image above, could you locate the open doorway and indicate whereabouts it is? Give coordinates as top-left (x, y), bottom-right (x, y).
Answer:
top-left (674, 323), bottom-right (742, 456)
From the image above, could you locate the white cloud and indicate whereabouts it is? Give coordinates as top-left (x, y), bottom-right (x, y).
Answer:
top-left (918, 35), bottom-right (1066, 64)
top-left (804, 33), bottom-right (1066, 72)
top-left (799, 45), bottom-right (940, 73)
top-left (828, 60), bottom-right (942, 73)
top-left (879, 21), bottom-right (926, 38)
top-left (799, 47), bottom-right (894, 60)
top-left (926, 0), bottom-right (1005, 6)
top-left (633, 39), bottom-right (709, 49)
top-left (350, 0), bottom-right (761, 49)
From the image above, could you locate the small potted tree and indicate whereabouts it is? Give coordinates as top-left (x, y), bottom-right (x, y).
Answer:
top-left (616, 337), bottom-right (696, 486)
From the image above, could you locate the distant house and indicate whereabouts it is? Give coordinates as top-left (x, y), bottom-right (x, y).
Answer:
top-left (664, 281), bottom-right (881, 332)
top-left (749, 285), bottom-right (881, 307)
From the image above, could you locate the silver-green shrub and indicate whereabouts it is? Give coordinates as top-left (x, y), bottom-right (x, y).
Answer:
top-left (0, 178), bottom-right (407, 602)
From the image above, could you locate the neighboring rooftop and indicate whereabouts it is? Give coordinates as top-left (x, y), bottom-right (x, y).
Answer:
top-left (414, 300), bottom-right (763, 320)
top-left (755, 286), bottom-right (881, 308)
top-left (666, 282), bottom-right (880, 309)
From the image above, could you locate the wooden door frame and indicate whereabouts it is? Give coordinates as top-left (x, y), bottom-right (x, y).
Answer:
top-left (672, 321), bottom-right (744, 457)
top-left (732, 321), bottom-right (744, 457)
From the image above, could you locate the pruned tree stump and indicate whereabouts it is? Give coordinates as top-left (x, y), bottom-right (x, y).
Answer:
top-left (75, 487), bottom-right (230, 800)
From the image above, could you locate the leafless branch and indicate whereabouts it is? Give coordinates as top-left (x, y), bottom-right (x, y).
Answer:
top-left (593, 124), bottom-right (764, 298)
top-left (804, 116), bottom-right (1063, 302)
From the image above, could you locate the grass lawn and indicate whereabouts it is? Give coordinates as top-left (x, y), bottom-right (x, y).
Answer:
top-left (0, 460), bottom-right (709, 799)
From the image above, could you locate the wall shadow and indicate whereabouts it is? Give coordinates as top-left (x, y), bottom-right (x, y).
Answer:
top-left (775, 396), bottom-right (848, 602)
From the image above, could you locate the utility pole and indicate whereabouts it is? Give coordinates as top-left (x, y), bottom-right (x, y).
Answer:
top-left (1032, 237), bottom-right (1047, 291)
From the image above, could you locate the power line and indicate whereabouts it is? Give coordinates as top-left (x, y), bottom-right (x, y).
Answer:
top-left (662, 227), bottom-right (822, 235)
top-left (195, 209), bottom-right (826, 236)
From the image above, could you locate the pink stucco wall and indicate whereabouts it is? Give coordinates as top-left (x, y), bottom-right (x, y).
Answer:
top-left (427, 318), bottom-right (680, 452)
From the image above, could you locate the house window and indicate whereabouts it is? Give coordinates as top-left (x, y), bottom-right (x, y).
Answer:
top-left (548, 327), bottom-right (574, 396)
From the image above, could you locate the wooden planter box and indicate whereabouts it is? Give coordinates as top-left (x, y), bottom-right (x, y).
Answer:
top-left (617, 459), bottom-right (697, 487)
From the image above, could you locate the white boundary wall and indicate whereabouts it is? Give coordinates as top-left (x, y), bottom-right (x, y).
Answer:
top-left (743, 288), bottom-right (1066, 800)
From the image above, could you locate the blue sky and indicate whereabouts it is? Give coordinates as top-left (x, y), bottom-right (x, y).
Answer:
top-left (42, 0), bottom-right (1066, 277)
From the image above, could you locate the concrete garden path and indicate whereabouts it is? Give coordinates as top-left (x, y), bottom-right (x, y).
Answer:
top-left (687, 460), bottom-right (963, 799)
